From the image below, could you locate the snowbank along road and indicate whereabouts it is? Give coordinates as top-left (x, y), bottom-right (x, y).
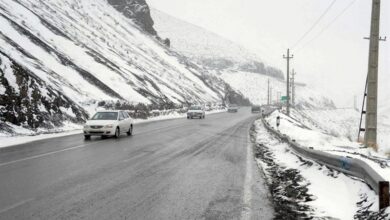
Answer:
top-left (0, 108), bottom-right (273, 220)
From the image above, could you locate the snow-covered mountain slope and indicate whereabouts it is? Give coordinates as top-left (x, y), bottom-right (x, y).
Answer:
top-left (151, 9), bottom-right (284, 80)
top-left (296, 107), bottom-right (390, 155)
top-left (0, 0), bottom-right (244, 133)
top-left (221, 71), bottom-right (335, 109)
top-left (150, 9), bottom-right (335, 110)
top-left (0, 52), bottom-right (88, 135)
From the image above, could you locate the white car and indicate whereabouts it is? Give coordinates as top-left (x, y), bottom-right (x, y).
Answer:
top-left (187, 105), bottom-right (205, 119)
top-left (227, 104), bottom-right (239, 113)
top-left (83, 110), bottom-right (134, 140)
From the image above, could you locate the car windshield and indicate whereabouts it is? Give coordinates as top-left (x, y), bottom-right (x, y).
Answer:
top-left (189, 106), bottom-right (202, 110)
top-left (90, 112), bottom-right (118, 120)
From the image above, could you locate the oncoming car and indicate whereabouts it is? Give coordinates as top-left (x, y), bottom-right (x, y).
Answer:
top-left (227, 104), bottom-right (239, 113)
top-left (83, 110), bottom-right (134, 140)
top-left (187, 105), bottom-right (205, 119)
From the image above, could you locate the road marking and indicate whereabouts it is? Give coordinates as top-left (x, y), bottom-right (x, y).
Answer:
top-left (0, 198), bottom-right (34, 215)
top-left (241, 134), bottom-right (253, 220)
top-left (0, 141), bottom-right (100, 167)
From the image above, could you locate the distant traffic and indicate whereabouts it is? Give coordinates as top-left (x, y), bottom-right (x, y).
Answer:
top-left (82, 104), bottom-right (263, 140)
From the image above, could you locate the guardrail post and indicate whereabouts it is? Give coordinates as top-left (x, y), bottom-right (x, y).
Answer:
top-left (379, 181), bottom-right (389, 209)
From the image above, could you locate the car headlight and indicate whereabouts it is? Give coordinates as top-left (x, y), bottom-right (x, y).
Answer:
top-left (104, 124), bottom-right (114, 128)
top-left (84, 125), bottom-right (89, 129)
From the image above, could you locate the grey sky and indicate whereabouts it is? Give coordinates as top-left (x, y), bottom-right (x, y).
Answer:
top-left (147, 0), bottom-right (389, 107)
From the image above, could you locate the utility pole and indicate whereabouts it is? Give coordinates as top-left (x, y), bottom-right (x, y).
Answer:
top-left (364, 0), bottom-right (384, 150)
top-left (283, 49), bottom-right (294, 116)
top-left (270, 88), bottom-right (273, 105)
top-left (267, 79), bottom-right (270, 105)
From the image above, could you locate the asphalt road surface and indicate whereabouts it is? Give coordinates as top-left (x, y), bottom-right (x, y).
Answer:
top-left (0, 108), bottom-right (273, 220)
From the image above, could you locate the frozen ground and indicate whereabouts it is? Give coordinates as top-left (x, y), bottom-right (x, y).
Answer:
top-left (0, 108), bottom-right (226, 149)
top-left (252, 120), bottom-right (390, 219)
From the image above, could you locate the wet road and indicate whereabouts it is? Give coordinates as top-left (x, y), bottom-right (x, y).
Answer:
top-left (0, 108), bottom-right (273, 220)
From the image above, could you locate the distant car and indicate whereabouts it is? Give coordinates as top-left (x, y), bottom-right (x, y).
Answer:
top-left (227, 104), bottom-right (238, 113)
top-left (187, 105), bottom-right (205, 119)
top-left (251, 105), bottom-right (261, 113)
top-left (83, 110), bottom-right (133, 140)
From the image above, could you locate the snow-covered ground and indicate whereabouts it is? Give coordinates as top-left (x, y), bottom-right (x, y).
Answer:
top-left (264, 109), bottom-right (390, 181)
top-left (0, 108), bottom-right (226, 149)
top-left (379, 103), bottom-right (390, 151)
top-left (253, 120), bottom-right (390, 219)
top-left (298, 108), bottom-right (390, 156)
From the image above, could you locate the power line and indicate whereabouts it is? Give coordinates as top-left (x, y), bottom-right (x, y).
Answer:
top-left (291, 0), bottom-right (338, 49)
top-left (295, 0), bottom-right (358, 53)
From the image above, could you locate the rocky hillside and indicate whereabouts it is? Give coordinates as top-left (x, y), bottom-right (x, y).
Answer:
top-left (0, 52), bottom-right (88, 134)
top-left (0, 0), bottom-right (249, 134)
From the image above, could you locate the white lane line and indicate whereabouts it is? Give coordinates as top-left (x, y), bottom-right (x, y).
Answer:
top-left (0, 141), bottom-right (100, 167)
top-left (0, 198), bottom-right (34, 215)
top-left (241, 134), bottom-right (253, 220)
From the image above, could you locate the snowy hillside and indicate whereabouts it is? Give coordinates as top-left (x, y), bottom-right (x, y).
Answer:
top-left (151, 9), bottom-right (335, 110)
top-left (296, 108), bottom-right (390, 155)
top-left (378, 100), bottom-right (390, 151)
top-left (151, 9), bottom-right (284, 80)
top-left (221, 71), bottom-right (335, 109)
top-left (0, 0), bottom-right (245, 134)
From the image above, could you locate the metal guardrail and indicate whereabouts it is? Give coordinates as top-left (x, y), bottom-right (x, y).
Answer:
top-left (261, 116), bottom-right (390, 210)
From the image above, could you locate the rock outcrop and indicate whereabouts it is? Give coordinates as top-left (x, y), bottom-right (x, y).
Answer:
top-left (107, 0), bottom-right (157, 35)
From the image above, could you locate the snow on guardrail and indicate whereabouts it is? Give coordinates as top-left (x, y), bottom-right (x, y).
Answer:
top-left (260, 111), bottom-right (390, 210)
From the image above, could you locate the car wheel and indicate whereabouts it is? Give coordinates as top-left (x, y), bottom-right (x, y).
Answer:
top-left (84, 135), bottom-right (91, 140)
top-left (187, 116), bottom-right (190, 119)
top-left (114, 127), bottom-right (120, 138)
top-left (127, 125), bottom-right (133, 136)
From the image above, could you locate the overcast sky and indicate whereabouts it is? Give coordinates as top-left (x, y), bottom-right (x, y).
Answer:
top-left (148, 0), bottom-right (389, 107)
